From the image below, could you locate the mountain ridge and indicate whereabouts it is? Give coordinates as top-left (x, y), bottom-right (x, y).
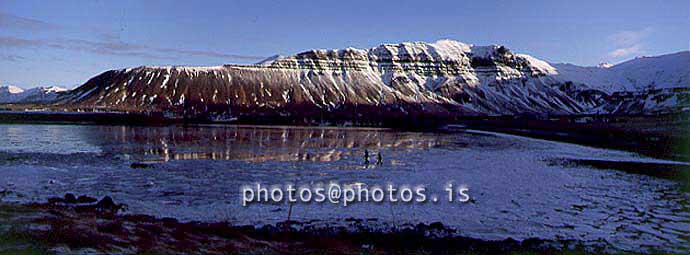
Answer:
top-left (4, 40), bottom-right (688, 121)
top-left (0, 85), bottom-right (67, 104)
top-left (57, 40), bottom-right (586, 120)
top-left (551, 51), bottom-right (689, 92)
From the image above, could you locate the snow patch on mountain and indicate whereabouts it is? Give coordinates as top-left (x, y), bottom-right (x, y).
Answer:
top-left (429, 39), bottom-right (472, 60)
top-left (517, 54), bottom-right (558, 75)
top-left (5, 85), bottom-right (24, 94)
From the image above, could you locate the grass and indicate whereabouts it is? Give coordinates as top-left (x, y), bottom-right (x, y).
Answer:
top-left (0, 229), bottom-right (48, 255)
top-left (0, 203), bottom-right (49, 255)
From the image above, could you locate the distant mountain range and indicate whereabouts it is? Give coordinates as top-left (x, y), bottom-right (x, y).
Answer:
top-left (0, 85), bottom-right (67, 104)
top-left (553, 51), bottom-right (689, 92)
top-left (4, 40), bottom-right (688, 120)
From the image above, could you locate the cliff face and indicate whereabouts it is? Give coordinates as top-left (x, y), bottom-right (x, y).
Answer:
top-left (58, 40), bottom-right (585, 122)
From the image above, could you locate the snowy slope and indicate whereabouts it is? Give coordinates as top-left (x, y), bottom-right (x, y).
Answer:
top-left (0, 85), bottom-right (68, 104)
top-left (59, 40), bottom-right (584, 119)
top-left (54, 41), bottom-right (688, 118)
top-left (0, 86), bottom-right (26, 103)
top-left (546, 51), bottom-right (690, 114)
top-left (552, 51), bottom-right (689, 92)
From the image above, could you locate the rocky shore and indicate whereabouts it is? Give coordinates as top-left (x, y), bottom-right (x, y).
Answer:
top-left (0, 193), bottom-right (634, 255)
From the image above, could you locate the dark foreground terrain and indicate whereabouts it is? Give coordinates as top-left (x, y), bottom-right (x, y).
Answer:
top-left (0, 194), bottom-right (663, 255)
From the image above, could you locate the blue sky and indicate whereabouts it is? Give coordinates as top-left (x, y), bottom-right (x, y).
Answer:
top-left (1, 0), bottom-right (688, 88)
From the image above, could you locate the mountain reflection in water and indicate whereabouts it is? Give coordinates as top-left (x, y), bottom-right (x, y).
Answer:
top-left (86, 125), bottom-right (448, 163)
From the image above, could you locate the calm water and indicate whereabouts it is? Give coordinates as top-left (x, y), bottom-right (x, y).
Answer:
top-left (0, 124), bottom-right (688, 253)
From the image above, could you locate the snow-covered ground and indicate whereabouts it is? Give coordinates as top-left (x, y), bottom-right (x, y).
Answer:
top-left (0, 124), bottom-right (688, 253)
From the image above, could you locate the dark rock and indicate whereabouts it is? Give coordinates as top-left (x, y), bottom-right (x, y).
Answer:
top-left (77, 195), bottom-right (98, 204)
top-left (428, 222), bottom-right (447, 231)
top-left (161, 217), bottom-right (179, 226)
top-left (48, 193), bottom-right (79, 204)
top-left (68, 196), bottom-right (128, 215)
top-left (97, 220), bottom-right (125, 235)
top-left (64, 193), bottom-right (77, 203)
top-left (96, 196), bottom-right (116, 209)
top-left (130, 162), bottom-right (153, 169)
top-left (123, 214), bottom-right (157, 223)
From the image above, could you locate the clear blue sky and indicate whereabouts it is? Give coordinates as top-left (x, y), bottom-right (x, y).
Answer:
top-left (1, 0), bottom-right (688, 88)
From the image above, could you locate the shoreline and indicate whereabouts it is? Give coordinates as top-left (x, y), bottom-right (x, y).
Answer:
top-left (0, 109), bottom-right (688, 162)
top-left (0, 195), bottom-right (663, 255)
top-left (0, 114), bottom-right (688, 254)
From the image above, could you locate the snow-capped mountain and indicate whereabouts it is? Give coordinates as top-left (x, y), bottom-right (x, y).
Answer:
top-left (54, 40), bottom-right (688, 119)
top-left (0, 85), bottom-right (68, 104)
top-left (549, 51), bottom-right (689, 114)
top-left (58, 40), bottom-right (584, 120)
top-left (0, 86), bottom-right (27, 103)
top-left (552, 51), bottom-right (689, 92)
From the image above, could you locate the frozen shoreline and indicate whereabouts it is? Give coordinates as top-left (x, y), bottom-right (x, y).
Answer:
top-left (0, 123), bottom-right (688, 253)
top-left (0, 197), bottom-right (660, 255)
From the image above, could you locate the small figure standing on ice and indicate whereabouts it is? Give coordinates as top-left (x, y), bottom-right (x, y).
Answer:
top-left (376, 151), bottom-right (383, 166)
top-left (364, 149), bottom-right (370, 166)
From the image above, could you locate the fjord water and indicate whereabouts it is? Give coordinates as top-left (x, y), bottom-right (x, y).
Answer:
top-left (0, 124), bottom-right (688, 252)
